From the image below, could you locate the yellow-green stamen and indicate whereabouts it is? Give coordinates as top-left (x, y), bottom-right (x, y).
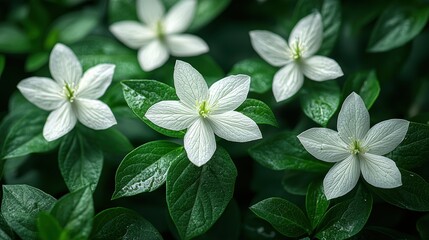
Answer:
top-left (198, 101), bottom-right (210, 118)
top-left (156, 21), bottom-right (165, 41)
top-left (350, 139), bottom-right (365, 155)
top-left (64, 84), bottom-right (76, 102)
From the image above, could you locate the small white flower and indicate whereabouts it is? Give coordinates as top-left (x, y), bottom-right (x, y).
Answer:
top-left (250, 12), bottom-right (343, 102)
top-left (146, 60), bottom-right (262, 166)
top-left (109, 0), bottom-right (209, 72)
top-left (17, 43), bottom-right (117, 141)
top-left (298, 92), bottom-right (409, 200)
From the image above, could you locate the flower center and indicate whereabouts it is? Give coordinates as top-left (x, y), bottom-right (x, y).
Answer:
top-left (291, 40), bottom-right (303, 61)
top-left (64, 83), bottom-right (77, 102)
top-left (156, 21), bottom-right (165, 41)
top-left (198, 101), bottom-right (210, 118)
top-left (349, 139), bottom-right (365, 155)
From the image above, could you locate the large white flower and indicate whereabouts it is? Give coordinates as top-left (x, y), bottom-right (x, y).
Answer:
top-left (17, 43), bottom-right (117, 141)
top-left (298, 92), bottom-right (409, 200)
top-left (146, 60), bottom-right (262, 166)
top-left (109, 0), bottom-right (209, 72)
top-left (250, 12), bottom-right (343, 102)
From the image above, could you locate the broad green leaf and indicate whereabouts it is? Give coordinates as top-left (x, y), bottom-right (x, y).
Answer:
top-left (188, 0), bottom-right (231, 31)
top-left (1, 185), bottom-right (56, 240)
top-left (417, 214), bottom-right (429, 240)
top-left (78, 125), bottom-right (133, 155)
top-left (122, 79), bottom-right (185, 138)
top-left (368, 4), bottom-right (429, 52)
top-left (315, 186), bottom-right (372, 239)
top-left (166, 147), bottom-right (237, 240)
top-left (113, 141), bottom-right (184, 199)
top-left (91, 207), bottom-right (162, 240)
top-left (0, 213), bottom-right (14, 240)
top-left (50, 187), bottom-right (94, 240)
top-left (0, 24), bottom-right (32, 53)
top-left (306, 181), bottom-right (329, 229)
top-left (108, 0), bottom-right (138, 24)
top-left (37, 212), bottom-right (69, 240)
top-left (300, 80), bottom-right (341, 126)
top-left (25, 52), bottom-right (49, 72)
top-left (236, 99), bottom-right (278, 127)
top-left (250, 197), bottom-right (311, 238)
top-left (282, 172), bottom-right (321, 196)
top-left (342, 70), bottom-right (380, 109)
top-left (371, 169), bottom-right (429, 211)
top-left (0, 55), bottom-right (4, 77)
top-left (249, 131), bottom-right (332, 172)
top-left (58, 130), bottom-right (103, 193)
top-left (228, 59), bottom-right (276, 94)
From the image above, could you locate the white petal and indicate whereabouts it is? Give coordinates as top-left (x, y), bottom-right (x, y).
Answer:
top-left (78, 64), bottom-right (115, 99)
top-left (166, 34), bottom-right (209, 57)
top-left (360, 153), bottom-right (402, 189)
top-left (138, 40), bottom-right (169, 71)
top-left (174, 60), bottom-right (208, 107)
top-left (207, 74), bottom-right (250, 114)
top-left (137, 0), bottom-right (165, 27)
top-left (301, 56), bottom-right (343, 81)
top-left (272, 63), bottom-right (304, 102)
top-left (249, 30), bottom-right (292, 67)
top-left (184, 118), bottom-right (216, 167)
top-left (323, 155), bottom-right (360, 200)
top-left (297, 128), bottom-right (350, 163)
top-left (289, 12), bottom-right (323, 58)
top-left (363, 119), bottom-right (409, 155)
top-left (145, 100), bottom-right (198, 131)
top-left (337, 92), bottom-right (370, 144)
top-left (109, 21), bottom-right (156, 49)
top-left (164, 0), bottom-right (196, 34)
top-left (74, 99), bottom-right (117, 130)
top-left (49, 43), bottom-right (82, 86)
top-left (43, 103), bottom-right (77, 141)
top-left (17, 77), bottom-right (65, 111)
top-left (208, 111), bottom-right (262, 142)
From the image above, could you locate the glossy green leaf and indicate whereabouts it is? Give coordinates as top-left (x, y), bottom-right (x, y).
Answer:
top-left (37, 212), bottom-right (69, 240)
top-left (78, 126), bottom-right (133, 155)
top-left (166, 147), bottom-right (237, 239)
top-left (417, 214), bottom-right (429, 240)
top-left (0, 213), bottom-right (14, 240)
top-left (250, 197), bottom-right (311, 238)
top-left (1, 185), bottom-right (56, 240)
top-left (306, 181), bottom-right (329, 229)
top-left (236, 98), bottom-right (278, 127)
top-left (0, 24), bottom-right (32, 53)
top-left (282, 172), bottom-right (321, 196)
top-left (108, 0), bottom-right (138, 24)
top-left (228, 59), bottom-right (276, 94)
top-left (188, 0), bottom-right (231, 31)
top-left (343, 70), bottom-right (380, 109)
top-left (25, 52), bottom-right (49, 72)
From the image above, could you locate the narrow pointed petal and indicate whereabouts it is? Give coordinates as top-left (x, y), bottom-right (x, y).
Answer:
top-left (363, 119), bottom-right (409, 155)
top-left (209, 111), bottom-right (262, 142)
top-left (184, 118), bottom-right (216, 167)
top-left (78, 64), bottom-right (115, 99)
top-left (43, 103), bottom-right (77, 141)
top-left (138, 40), bottom-right (169, 71)
top-left (289, 12), bottom-right (323, 57)
top-left (166, 34), bottom-right (209, 56)
top-left (323, 155), bottom-right (360, 200)
top-left (17, 77), bottom-right (65, 111)
top-left (301, 56), bottom-right (343, 81)
top-left (207, 75), bottom-right (250, 114)
top-left (109, 21), bottom-right (156, 49)
top-left (145, 100), bottom-right (198, 131)
top-left (337, 92), bottom-right (370, 144)
top-left (272, 63), bottom-right (304, 102)
top-left (74, 99), bottom-right (117, 130)
top-left (49, 43), bottom-right (82, 86)
top-left (298, 128), bottom-right (350, 162)
top-left (174, 60), bottom-right (208, 107)
top-left (360, 153), bottom-right (402, 188)
top-left (137, 0), bottom-right (165, 26)
top-left (249, 30), bottom-right (292, 67)
top-left (164, 0), bottom-right (196, 34)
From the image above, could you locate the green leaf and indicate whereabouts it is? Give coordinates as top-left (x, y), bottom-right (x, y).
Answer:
top-left (78, 126), bottom-right (133, 155)
top-left (228, 59), bottom-right (276, 94)
top-left (0, 24), bottom-right (32, 53)
top-left (236, 99), bottom-right (278, 127)
top-left (0, 213), bottom-right (14, 240)
top-left (300, 80), bottom-right (341, 126)
top-left (108, 0), bottom-right (138, 24)
top-left (25, 52), bottom-right (49, 72)
top-left (0, 55), bottom-right (4, 78)
top-left (342, 70), bottom-right (380, 109)
top-left (387, 122), bottom-right (429, 170)
top-left (113, 141), bottom-right (184, 199)
top-left (37, 212), bottom-right (70, 240)
top-left (188, 0), bottom-right (231, 31)
top-left (166, 147), bottom-right (237, 239)
top-left (91, 207), bottom-right (163, 240)
top-left (315, 185), bottom-right (372, 239)
top-left (249, 131), bottom-right (332, 172)
top-left (306, 181), bottom-right (329, 229)
top-left (58, 130), bottom-right (103, 193)
top-left (122, 79), bottom-right (185, 138)
top-left (368, 4), bottom-right (429, 52)
top-left (50, 187), bottom-right (94, 240)
top-left (417, 214), bottom-right (429, 240)
top-left (250, 197), bottom-right (311, 238)
top-left (371, 169), bottom-right (429, 211)
top-left (1, 185), bottom-right (56, 240)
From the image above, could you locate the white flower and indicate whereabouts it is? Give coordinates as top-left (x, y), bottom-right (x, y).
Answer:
top-left (250, 12), bottom-right (343, 102)
top-left (298, 92), bottom-right (409, 200)
top-left (109, 0), bottom-right (209, 72)
top-left (145, 60), bottom-right (262, 166)
top-left (17, 43), bottom-right (117, 141)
